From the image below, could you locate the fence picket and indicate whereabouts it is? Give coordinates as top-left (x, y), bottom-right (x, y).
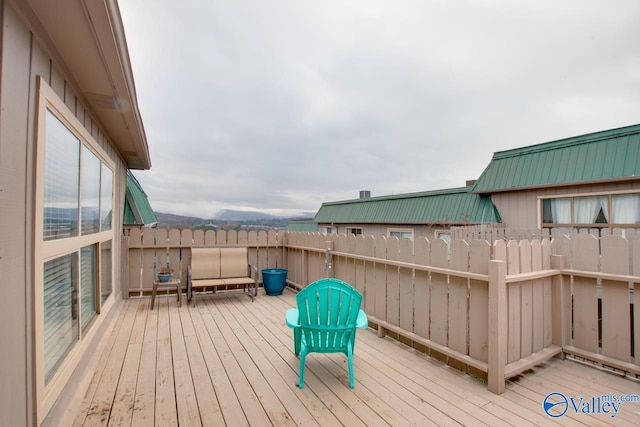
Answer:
top-left (601, 235), bottom-right (632, 362)
top-left (449, 240), bottom-right (469, 356)
top-left (414, 238), bottom-right (430, 340)
top-left (399, 238), bottom-right (414, 337)
top-left (506, 241), bottom-right (521, 363)
top-left (572, 234), bottom-right (600, 353)
top-left (469, 240), bottom-right (490, 363)
top-left (374, 236), bottom-right (388, 323)
top-left (430, 239), bottom-right (449, 347)
top-left (519, 240), bottom-right (533, 358)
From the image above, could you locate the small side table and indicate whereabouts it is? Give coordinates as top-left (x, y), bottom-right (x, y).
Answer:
top-left (151, 278), bottom-right (182, 309)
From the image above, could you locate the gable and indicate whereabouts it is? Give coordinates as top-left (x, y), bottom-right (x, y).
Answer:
top-left (124, 171), bottom-right (157, 226)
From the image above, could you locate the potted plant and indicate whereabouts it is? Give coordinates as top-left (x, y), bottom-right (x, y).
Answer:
top-left (157, 266), bottom-right (173, 282)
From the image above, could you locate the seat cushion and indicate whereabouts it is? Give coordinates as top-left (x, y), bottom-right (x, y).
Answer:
top-left (191, 278), bottom-right (225, 288)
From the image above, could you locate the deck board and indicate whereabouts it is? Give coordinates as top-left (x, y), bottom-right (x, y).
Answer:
top-left (66, 289), bottom-right (640, 426)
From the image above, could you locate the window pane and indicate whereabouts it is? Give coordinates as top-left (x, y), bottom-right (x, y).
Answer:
top-left (390, 231), bottom-right (413, 239)
top-left (80, 246), bottom-right (97, 332)
top-left (542, 198), bottom-right (571, 224)
top-left (81, 146), bottom-right (101, 235)
top-left (574, 196), bottom-right (608, 224)
top-left (101, 164), bottom-right (113, 231)
top-left (612, 193), bottom-right (640, 224)
top-left (44, 254), bottom-right (78, 384)
top-left (44, 110), bottom-right (80, 240)
top-left (101, 240), bottom-right (112, 304)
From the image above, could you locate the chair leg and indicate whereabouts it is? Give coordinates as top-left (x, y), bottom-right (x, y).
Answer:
top-left (348, 344), bottom-right (355, 389)
top-left (299, 351), bottom-right (307, 389)
top-left (293, 328), bottom-right (301, 356)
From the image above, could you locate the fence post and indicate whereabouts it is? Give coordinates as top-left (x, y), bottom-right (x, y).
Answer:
top-left (551, 254), bottom-right (567, 358)
top-left (121, 236), bottom-right (129, 299)
top-left (488, 259), bottom-right (507, 394)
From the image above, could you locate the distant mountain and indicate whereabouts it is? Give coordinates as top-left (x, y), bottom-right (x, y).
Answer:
top-left (215, 210), bottom-right (279, 221)
top-left (154, 210), bottom-right (316, 227)
top-left (155, 212), bottom-right (206, 226)
top-left (215, 209), bottom-right (316, 221)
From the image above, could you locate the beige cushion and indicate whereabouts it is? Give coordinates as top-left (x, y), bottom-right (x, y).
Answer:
top-left (223, 277), bottom-right (254, 286)
top-left (220, 247), bottom-right (248, 278)
top-left (191, 247), bottom-right (221, 279)
top-left (191, 278), bottom-right (226, 287)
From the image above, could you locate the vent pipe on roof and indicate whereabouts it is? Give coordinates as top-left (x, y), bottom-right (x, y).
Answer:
top-left (359, 190), bottom-right (371, 199)
top-left (466, 180), bottom-right (477, 186)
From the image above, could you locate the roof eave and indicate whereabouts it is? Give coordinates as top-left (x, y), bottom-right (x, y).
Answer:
top-left (472, 175), bottom-right (640, 194)
top-left (23, 0), bottom-right (151, 169)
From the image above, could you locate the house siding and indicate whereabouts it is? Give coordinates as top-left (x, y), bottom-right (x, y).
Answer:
top-left (492, 181), bottom-right (640, 230)
top-left (321, 223), bottom-right (454, 240)
top-left (0, 2), bottom-right (128, 425)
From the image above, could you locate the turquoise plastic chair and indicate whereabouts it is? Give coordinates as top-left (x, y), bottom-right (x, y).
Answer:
top-left (285, 278), bottom-right (368, 389)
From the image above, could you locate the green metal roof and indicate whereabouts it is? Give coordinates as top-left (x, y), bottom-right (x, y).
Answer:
top-left (472, 123), bottom-right (640, 194)
top-left (314, 187), bottom-right (501, 225)
top-left (286, 219), bottom-right (319, 232)
top-left (124, 171), bottom-right (158, 226)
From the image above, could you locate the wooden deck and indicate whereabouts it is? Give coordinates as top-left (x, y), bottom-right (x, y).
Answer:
top-left (66, 289), bottom-right (639, 426)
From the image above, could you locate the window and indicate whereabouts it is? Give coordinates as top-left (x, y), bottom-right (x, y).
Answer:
top-left (322, 226), bottom-right (336, 235)
top-left (36, 78), bottom-right (115, 397)
top-left (346, 227), bottom-right (362, 235)
top-left (435, 230), bottom-right (452, 246)
top-left (388, 228), bottom-right (413, 239)
top-left (541, 192), bottom-right (640, 228)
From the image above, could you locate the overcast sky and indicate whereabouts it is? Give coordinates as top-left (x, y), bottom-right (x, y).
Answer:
top-left (119, 0), bottom-right (640, 219)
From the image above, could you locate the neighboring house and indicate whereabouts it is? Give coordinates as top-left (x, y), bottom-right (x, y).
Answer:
top-left (313, 186), bottom-right (502, 241)
top-left (0, 1), bottom-right (150, 425)
top-left (472, 123), bottom-right (640, 233)
top-left (309, 124), bottom-right (640, 241)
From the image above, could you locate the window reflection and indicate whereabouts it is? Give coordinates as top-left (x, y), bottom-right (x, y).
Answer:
top-left (44, 110), bottom-right (80, 240)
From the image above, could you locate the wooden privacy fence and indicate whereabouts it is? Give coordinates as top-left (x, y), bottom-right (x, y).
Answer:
top-left (124, 228), bottom-right (286, 296)
top-left (124, 229), bottom-right (639, 394)
top-left (285, 231), bottom-right (639, 393)
top-left (552, 233), bottom-right (639, 378)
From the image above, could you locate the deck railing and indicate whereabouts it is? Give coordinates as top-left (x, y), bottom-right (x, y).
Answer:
top-left (124, 228), bottom-right (639, 394)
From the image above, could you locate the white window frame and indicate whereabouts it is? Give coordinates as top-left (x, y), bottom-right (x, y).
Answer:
top-left (34, 77), bottom-right (116, 416)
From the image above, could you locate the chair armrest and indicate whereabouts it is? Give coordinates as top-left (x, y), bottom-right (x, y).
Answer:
top-left (356, 309), bottom-right (368, 329)
top-left (248, 263), bottom-right (258, 278)
top-left (285, 308), bottom-right (299, 328)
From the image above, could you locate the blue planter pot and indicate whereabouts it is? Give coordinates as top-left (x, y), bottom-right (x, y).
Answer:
top-left (157, 273), bottom-right (172, 283)
top-left (262, 268), bottom-right (288, 296)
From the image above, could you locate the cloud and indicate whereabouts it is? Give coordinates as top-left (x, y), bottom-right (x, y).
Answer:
top-left (120, 0), bottom-right (640, 218)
